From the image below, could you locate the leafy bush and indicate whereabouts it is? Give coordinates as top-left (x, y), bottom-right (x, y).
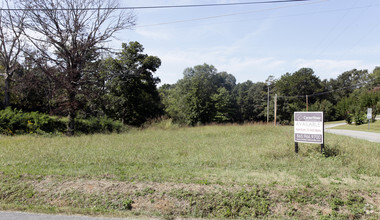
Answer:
top-left (346, 113), bottom-right (353, 125)
top-left (0, 108), bottom-right (25, 134)
top-left (0, 108), bottom-right (123, 135)
top-left (336, 97), bottom-right (354, 124)
top-left (353, 112), bottom-right (367, 125)
top-left (28, 112), bottom-right (66, 133)
top-left (0, 107), bottom-right (65, 134)
top-left (73, 117), bottom-right (123, 134)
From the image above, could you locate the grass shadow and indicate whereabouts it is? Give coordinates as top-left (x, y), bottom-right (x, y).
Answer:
top-left (323, 145), bottom-right (340, 158)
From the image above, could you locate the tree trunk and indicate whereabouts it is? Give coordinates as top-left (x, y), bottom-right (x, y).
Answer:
top-left (67, 91), bottom-right (76, 136)
top-left (68, 110), bottom-right (75, 136)
top-left (4, 76), bottom-right (10, 108)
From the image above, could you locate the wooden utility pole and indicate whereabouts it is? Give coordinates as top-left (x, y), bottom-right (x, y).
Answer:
top-left (306, 95), bottom-right (309, 112)
top-left (267, 86), bottom-right (270, 124)
top-left (274, 94), bottom-right (277, 126)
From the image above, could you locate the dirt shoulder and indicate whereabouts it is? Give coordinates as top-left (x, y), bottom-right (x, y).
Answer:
top-left (2, 175), bottom-right (378, 219)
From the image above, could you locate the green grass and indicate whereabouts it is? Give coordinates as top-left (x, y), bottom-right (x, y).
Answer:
top-left (330, 119), bottom-right (380, 133)
top-left (325, 120), bottom-right (346, 125)
top-left (0, 124), bottom-right (379, 219)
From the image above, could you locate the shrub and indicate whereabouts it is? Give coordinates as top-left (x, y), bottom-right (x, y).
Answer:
top-left (28, 112), bottom-right (66, 134)
top-left (0, 108), bottom-right (26, 134)
top-left (353, 111), bottom-right (367, 125)
top-left (0, 108), bottom-right (66, 134)
top-left (345, 113), bottom-right (353, 125)
top-left (74, 117), bottom-right (123, 134)
top-left (0, 108), bottom-right (123, 135)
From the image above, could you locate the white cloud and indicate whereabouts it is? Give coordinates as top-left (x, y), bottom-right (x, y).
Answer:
top-left (151, 45), bottom-right (287, 85)
top-left (154, 50), bottom-right (378, 85)
top-left (218, 57), bottom-right (286, 81)
top-left (294, 59), bottom-right (376, 80)
top-left (135, 29), bottom-right (172, 40)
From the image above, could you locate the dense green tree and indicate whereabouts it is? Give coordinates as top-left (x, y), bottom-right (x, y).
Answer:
top-left (328, 69), bottom-right (370, 103)
top-left (103, 42), bottom-right (162, 126)
top-left (159, 83), bottom-right (187, 123)
top-left (216, 71), bottom-right (236, 92)
top-left (371, 67), bottom-right (380, 88)
top-left (336, 96), bottom-right (354, 124)
top-left (12, 65), bottom-right (55, 113)
top-left (74, 58), bottom-right (107, 119)
top-left (310, 100), bottom-right (335, 121)
top-left (359, 90), bottom-right (380, 121)
top-left (160, 63), bottom-right (236, 125)
top-left (211, 87), bottom-right (235, 123)
top-left (181, 64), bottom-right (219, 125)
top-left (336, 89), bottom-right (380, 124)
top-left (274, 68), bottom-right (322, 123)
top-left (234, 81), bottom-right (254, 122)
top-left (234, 81), bottom-right (267, 122)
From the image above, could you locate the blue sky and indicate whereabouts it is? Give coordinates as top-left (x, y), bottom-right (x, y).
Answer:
top-left (112, 0), bottom-right (379, 84)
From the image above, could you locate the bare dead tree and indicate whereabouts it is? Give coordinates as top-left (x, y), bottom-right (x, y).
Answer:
top-left (18, 0), bottom-right (135, 135)
top-left (0, 0), bottom-right (26, 108)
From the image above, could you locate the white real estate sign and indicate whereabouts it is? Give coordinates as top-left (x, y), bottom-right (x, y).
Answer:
top-left (294, 112), bottom-right (324, 144)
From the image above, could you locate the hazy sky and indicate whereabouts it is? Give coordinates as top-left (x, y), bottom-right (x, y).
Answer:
top-left (110, 0), bottom-right (379, 85)
top-left (18, 0), bottom-right (380, 85)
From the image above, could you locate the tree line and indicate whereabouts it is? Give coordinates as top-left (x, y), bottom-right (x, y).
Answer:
top-left (159, 64), bottom-right (380, 125)
top-left (1, 0), bottom-right (379, 135)
top-left (0, 40), bottom-right (163, 127)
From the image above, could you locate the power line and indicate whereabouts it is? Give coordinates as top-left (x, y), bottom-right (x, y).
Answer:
top-left (119, 0), bottom-right (313, 10)
top-left (136, 0), bottom-right (326, 28)
top-left (309, 0), bottom-right (358, 57)
top-left (137, 2), bottom-right (378, 29)
top-left (315, 2), bottom-right (371, 58)
top-left (0, 0), bottom-right (314, 11)
top-left (122, 0), bottom-right (312, 10)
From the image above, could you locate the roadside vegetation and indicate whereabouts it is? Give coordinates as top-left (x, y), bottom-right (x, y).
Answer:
top-left (0, 124), bottom-right (379, 219)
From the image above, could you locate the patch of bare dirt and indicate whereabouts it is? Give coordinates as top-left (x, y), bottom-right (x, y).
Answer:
top-left (132, 196), bottom-right (188, 215)
top-left (32, 176), bottom-right (242, 216)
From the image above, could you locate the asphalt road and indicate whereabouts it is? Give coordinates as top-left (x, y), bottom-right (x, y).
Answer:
top-left (324, 123), bottom-right (347, 129)
top-left (0, 211), bottom-right (137, 220)
top-left (325, 129), bottom-right (380, 143)
top-left (325, 122), bottom-right (380, 143)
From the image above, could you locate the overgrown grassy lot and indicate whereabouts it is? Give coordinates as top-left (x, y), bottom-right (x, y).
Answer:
top-left (0, 124), bottom-right (379, 219)
top-left (330, 119), bottom-right (380, 133)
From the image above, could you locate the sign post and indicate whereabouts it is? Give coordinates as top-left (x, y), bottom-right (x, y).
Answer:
top-left (367, 108), bottom-right (372, 130)
top-left (294, 112), bottom-right (324, 153)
